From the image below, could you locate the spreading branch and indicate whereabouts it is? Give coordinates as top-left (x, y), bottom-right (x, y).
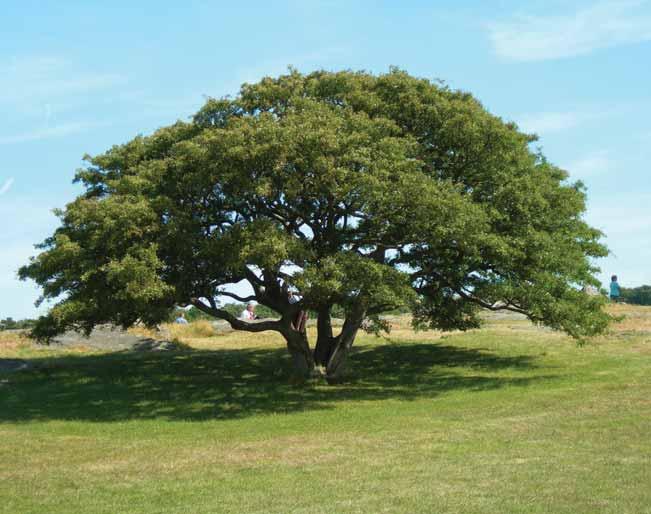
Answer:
top-left (217, 291), bottom-right (257, 303)
top-left (191, 298), bottom-right (284, 333)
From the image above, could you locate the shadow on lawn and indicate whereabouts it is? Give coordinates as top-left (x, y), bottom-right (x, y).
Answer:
top-left (0, 342), bottom-right (549, 423)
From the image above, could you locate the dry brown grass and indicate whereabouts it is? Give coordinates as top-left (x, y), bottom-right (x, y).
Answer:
top-left (608, 303), bottom-right (651, 333)
top-left (130, 320), bottom-right (217, 340)
top-left (129, 321), bottom-right (288, 350)
top-left (124, 304), bottom-right (651, 352)
top-left (6, 304), bottom-right (651, 358)
top-left (76, 433), bottom-right (371, 480)
top-left (0, 331), bottom-right (30, 351)
top-left (172, 320), bottom-right (217, 339)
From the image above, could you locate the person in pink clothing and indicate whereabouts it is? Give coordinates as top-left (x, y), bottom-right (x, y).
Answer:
top-left (239, 303), bottom-right (258, 320)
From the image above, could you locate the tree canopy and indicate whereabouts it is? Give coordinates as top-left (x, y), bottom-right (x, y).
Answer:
top-left (20, 68), bottom-right (611, 380)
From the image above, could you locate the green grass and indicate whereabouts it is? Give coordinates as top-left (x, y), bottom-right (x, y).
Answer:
top-left (1, 308), bottom-right (651, 514)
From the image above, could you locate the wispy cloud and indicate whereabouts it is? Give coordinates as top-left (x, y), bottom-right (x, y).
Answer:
top-left (489, 1), bottom-right (651, 61)
top-left (518, 111), bottom-right (583, 134)
top-left (0, 121), bottom-right (107, 145)
top-left (584, 194), bottom-right (651, 286)
top-left (0, 178), bottom-right (14, 196)
top-left (587, 197), bottom-right (651, 239)
top-left (516, 106), bottom-right (621, 135)
top-left (0, 197), bottom-right (66, 318)
top-left (0, 56), bottom-right (126, 110)
top-left (564, 150), bottom-right (613, 179)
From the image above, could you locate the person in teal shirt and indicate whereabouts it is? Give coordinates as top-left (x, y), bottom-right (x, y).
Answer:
top-left (609, 275), bottom-right (621, 302)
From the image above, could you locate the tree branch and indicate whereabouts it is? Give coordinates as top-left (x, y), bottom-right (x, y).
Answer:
top-left (191, 298), bottom-right (284, 333)
top-left (455, 289), bottom-right (530, 316)
top-left (243, 266), bottom-right (263, 286)
top-left (412, 268), bottom-right (535, 318)
top-left (366, 302), bottom-right (398, 315)
top-left (218, 291), bottom-right (257, 303)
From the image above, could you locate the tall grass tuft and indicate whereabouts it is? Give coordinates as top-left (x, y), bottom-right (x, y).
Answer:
top-left (170, 320), bottom-right (216, 339)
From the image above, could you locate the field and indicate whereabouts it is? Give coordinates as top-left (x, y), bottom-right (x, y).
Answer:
top-left (1, 304), bottom-right (650, 514)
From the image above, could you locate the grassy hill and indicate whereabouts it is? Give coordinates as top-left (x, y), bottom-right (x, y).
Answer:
top-left (1, 304), bottom-right (650, 513)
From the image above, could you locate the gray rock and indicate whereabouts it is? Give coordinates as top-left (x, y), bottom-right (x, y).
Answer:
top-left (0, 359), bottom-right (30, 373)
top-left (49, 325), bottom-right (176, 352)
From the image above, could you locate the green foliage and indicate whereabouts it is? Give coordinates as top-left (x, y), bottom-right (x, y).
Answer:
top-left (212, 303), bottom-right (281, 320)
top-left (253, 303), bottom-right (280, 319)
top-left (220, 303), bottom-right (244, 319)
top-left (621, 285), bottom-right (651, 305)
top-left (0, 317), bottom-right (36, 330)
top-left (173, 307), bottom-right (212, 323)
top-left (20, 68), bottom-right (611, 341)
top-left (173, 304), bottom-right (282, 322)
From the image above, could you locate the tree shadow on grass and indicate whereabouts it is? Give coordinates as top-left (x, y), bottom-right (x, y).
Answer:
top-left (0, 342), bottom-right (554, 423)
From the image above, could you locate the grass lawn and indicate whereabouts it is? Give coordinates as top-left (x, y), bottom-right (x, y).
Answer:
top-left (1, 304), bottom-right (650, 513)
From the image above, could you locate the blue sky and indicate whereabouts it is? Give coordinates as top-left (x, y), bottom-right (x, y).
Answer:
top-left (1, 0), bottom-right (650, 319)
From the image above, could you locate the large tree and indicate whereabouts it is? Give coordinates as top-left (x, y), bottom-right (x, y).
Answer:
top-left (20, 69), bottom-right (610, 381)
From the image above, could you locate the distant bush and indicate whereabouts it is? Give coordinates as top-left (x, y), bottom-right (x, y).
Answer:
top-left (254, 304), bottom-right (279, 318)
top-left (0, 317), bottom-right (36, 330)
top-left (171, 303), bottom-right (277, 322)
top-left (620, 286), bottom-right (651, 306)
top-left (220, 302), bottom-right (278, 319)
top-left (173, 306), bottom-right (213, 323)
top-left (222, 303), bottom-right (247, 318)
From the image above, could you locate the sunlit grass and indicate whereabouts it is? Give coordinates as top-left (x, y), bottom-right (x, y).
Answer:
top-left (1, 305), bottom-right (650, 513)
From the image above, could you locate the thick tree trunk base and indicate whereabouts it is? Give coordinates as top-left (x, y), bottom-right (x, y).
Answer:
top-left (325, 366), bottom-right (348, 384)
top-left (290, 351), bottom-right (312, 377)
top-left (285, 330), bottom-right (315, 379)
top-left (314, 337), bottom-right (335, 368)
top-left (324, 342), bottom-right (352, 384)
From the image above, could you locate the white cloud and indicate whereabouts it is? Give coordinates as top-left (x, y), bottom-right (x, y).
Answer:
top-left (585, 195), bottom-right (651, 286)
top-left (0, 196), bottom-right (62, 318)
top-left (516, 104), bottom-right (639, 136)
top-left (0, 121), bottom-right (107, 145)
top-left (489, 1), bottom-right (651, 61)
top-left (518, 111), bottom-right (582, 134)
top-left (0, 56), bottom-right (126, 111)
top-left (0, 241), bottom-right (52, 319)
top-left (0, 195), bottom-right (60, 241)
top-left (0, 178), bottom-right (14, 196)
top-left (563, 150), bottom-right (613, 179)
top-left (591, 208), bottom-right (651, 236)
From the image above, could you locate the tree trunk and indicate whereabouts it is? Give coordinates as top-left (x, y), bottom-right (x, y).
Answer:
top-left (324, 309), bottom-right (365, 383)
top-left (191, 297), bottom-right (317, 378)
top-left (284, 328), bottom-right (315, 377)
top-left (314, 307), bottom-right (336, 367)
